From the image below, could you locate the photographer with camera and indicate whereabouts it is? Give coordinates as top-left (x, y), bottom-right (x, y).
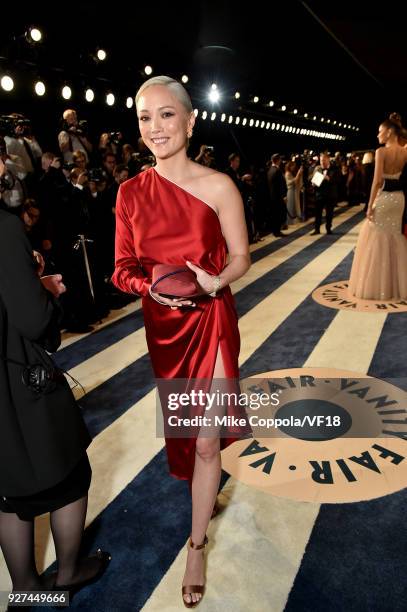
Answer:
top-left (102, 152), bottom-right (117, 186)
top-left (97, 131), bottom-right (123, 165)
top-left (58, 109), bottom-right (93, 164)
top-left (0, 207), bottom-right (111, 596)
top-left (122, 143), bottom-right (145, 177)
top-left (195, 144), bottom-right (216, 168)
top-left (1, 114), bottom-right (40, 181)
top-left (0, 135), bottom-right (27, 214)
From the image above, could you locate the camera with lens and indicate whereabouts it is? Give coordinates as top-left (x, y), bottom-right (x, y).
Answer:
top-left (88, 167), bottom-right (105, 183)
top-left (77, 119), bottom-right (89, 135)
top-left (0, 173), bottom-right (15, 193)
top-left (62, 118), bottom-right (88, 136)
top-left (0, 115), bottom-right (16, 137)
top-left (14, 117), bottom-right (31, 136)
top-left (108, 131), bottom-right (122, 145)
top-left (62, 161), bottom-right (76, 171)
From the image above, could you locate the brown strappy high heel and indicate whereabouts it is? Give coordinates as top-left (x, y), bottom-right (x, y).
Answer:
top-left (182, 535), bottom-right (208, 608)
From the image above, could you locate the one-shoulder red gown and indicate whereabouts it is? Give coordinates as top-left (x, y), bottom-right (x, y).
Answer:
top-left (112, 167), bottom-right (250, 484)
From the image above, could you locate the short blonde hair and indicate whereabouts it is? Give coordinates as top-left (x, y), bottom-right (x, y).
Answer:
top-left (135, 76), bottom-right (193, 114)
top-left (63, 109), bottom-right (76, 121)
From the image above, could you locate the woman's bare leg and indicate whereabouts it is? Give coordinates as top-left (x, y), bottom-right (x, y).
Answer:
top-left (182, 345), bottom-right (224, 605)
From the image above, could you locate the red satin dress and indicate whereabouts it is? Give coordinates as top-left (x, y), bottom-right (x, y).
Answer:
top-left (112, 167), bottom-right (250, 484)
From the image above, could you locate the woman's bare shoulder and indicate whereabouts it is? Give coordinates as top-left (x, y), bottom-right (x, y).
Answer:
top-left (189, 163), bottom-right (237, 194)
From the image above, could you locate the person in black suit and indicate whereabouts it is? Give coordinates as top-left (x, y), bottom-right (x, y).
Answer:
top-left (0, 199), bottom-right (110, 593)
top-left (311, 153), bottom-right (339, 235)
top-left (267, 154), bottom-right (288, 236)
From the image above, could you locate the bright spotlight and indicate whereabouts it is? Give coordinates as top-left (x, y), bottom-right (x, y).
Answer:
top-left (202, 110), bottom-right (207, 120)
top-left (97, 49), bottom-right (107, 61)
top-left (235, 91), bottom-right (240, 99)
top-left (253, 96), bottom-right (259, 103)
top-left (269, 100), bottom-right (274, 107)
top-left (85, 88), bottom-right (94, 102)
top-left (228, 115), bottom-right (233, 124)
top-left (242, 118), bottom-right (247, 126)
top-left (266, 122), bottom-right (270, 129)
top-left (271, 123), bottom-right (275, 130)
top-left (304, 113), bottom-right (308, 118)
top-left (106, 93), bottom-right (115, 106)
top-left (221, 113), bottom-right (226, 122)
top-left (34, 80), bottom-right (45, 96)
top-left (321, 117), bottom-right (324, 122)
top-left (181, 75), bottom-right (189, 83)
top-left (26, 27), bottom-right (42, 43)
top-left (211, 112), bottom-right (216, 121)
top-left (211, 83), bottom-right (217, 90)
top-left (313, 115), bottom-right (317, 120)
top-left (1, 75), bottom-right (14, 92)
top-left (126, 96), bottom-right (134, 108)
top-left (208, 90), bottom-right (220, 103)
top-left (194, 108), bottom-right (198, 117)
top-left (293, 109), bottom-right (298, 114)
top-left (235, 117), bottom-right (240, 124)
top-left (249, 119), bottom-right (254, 126)
top-left (281, 105), bottom-right (286, 111)
top-left (260, 121), bottom-right (265, 128)
top-left (144, 65), bottom-right (153, 75)
top-left (62, 85), bottom-right (72, 100)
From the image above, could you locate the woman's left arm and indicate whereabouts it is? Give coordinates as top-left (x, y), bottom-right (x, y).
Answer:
top-left (186, 175), bottom-right (250, 294)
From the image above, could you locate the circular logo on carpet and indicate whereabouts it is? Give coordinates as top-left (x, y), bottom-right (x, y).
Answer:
top-left (312, 281), bottom-right (407, 313)
top-left (221, 367), bottom-right (407, 503)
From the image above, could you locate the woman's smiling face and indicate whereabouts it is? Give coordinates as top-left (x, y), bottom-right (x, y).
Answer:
top-left (137, 85), bottom-right (194, 160)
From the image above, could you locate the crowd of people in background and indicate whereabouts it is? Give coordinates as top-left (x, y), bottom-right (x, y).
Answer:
top-left (0, 108), bottom-right (378, 333)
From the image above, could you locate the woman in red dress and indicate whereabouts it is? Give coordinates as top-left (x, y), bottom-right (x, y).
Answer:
top-left (112, 76), bottom-right (251, 607)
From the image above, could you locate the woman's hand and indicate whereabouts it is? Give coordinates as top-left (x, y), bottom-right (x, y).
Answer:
top-left (33, 250), bottom-right (45, 276)
top-left (40, 274), bottom-right (66, 297)
top-left (185, 261), bottom-right (218, 294)
top-left (366, 207), bottom-right (373, 221)
top-left (149, 287), bottom-right (196, 310)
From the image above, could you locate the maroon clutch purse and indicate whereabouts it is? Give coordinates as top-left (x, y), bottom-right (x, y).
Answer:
top-left (151, 264), bottom-right (206, 298)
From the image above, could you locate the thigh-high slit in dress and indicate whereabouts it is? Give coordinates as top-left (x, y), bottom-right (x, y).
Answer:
top-left (112, 167), bottom-right (251, 485)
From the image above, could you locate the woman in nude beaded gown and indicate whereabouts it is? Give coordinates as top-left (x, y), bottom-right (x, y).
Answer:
top-left (348, 113), bottom-right (407, 300)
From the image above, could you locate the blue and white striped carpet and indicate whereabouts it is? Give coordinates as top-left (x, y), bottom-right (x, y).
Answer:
top-left (1, 204), bottom-right (406, 612)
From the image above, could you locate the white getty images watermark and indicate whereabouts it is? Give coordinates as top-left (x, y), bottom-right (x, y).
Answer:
top-left (167, 389), bottom-right (280, 411)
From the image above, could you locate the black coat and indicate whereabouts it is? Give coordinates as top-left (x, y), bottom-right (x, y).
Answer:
top-left (313, 165), bottom-right (340, 202)
top-left (0, 211), bottom-right (90, 497)
top-left (267, 165), bottom-right (287, 203)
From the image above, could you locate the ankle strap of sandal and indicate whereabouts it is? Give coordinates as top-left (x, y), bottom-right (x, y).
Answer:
top-left (188, 535), bottom-right (208, 550)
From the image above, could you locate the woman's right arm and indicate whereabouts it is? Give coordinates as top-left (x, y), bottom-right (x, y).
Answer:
top-left (366, 147), bottom-right (384, 219)
top-left (111, 186), bottom-right (151, 297)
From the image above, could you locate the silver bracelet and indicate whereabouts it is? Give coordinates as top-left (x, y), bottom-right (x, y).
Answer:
top-left (209, 275), bottom-right (221, 297)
